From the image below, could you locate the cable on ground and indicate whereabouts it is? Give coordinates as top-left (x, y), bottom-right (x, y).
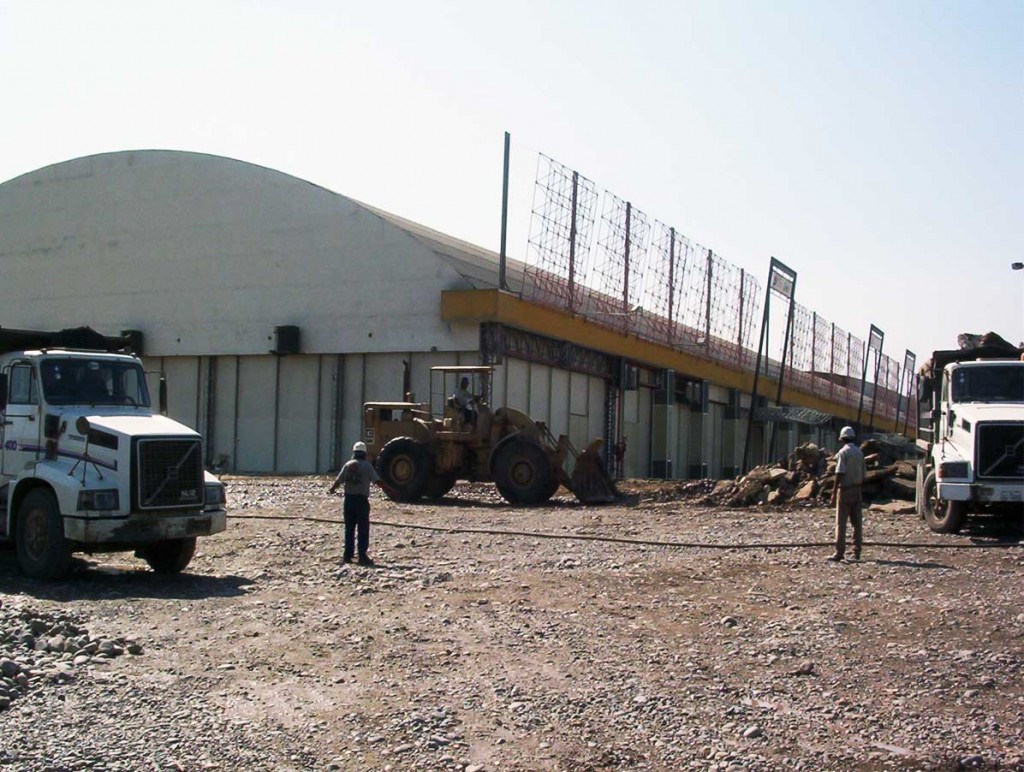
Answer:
top-left (227, 513), bottom-right (1022, 552)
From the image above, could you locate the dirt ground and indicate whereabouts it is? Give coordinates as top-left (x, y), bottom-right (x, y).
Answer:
top-left (1, 477), bottom-right (1023, 771)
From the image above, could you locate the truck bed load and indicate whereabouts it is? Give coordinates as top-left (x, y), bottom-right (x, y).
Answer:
top-left (0, 326), bottom-right (133, 356)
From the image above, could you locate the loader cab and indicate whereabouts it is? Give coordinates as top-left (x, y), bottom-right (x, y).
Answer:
top-left (431, 366), bottom-right (493, 432)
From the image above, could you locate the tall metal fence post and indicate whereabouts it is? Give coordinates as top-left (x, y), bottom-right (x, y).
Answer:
top-left (704, 249), bottom-right (713, 352)
top-left (856, 345), bottom-right (868, 429)
top-left (667, 227), bottom-right (676, 347)
top-left (623, 202), bottom-right (632, 324)
top-left (568, 170), bottom-right (578, 314)
top-left (737, 269), bottom-right (745, 362)
top-left (499, 131), bottom-right (510, 292)
top-left (829, 323), bottom-right (836, 401)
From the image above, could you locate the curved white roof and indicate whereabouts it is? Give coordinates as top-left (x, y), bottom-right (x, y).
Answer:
top-left (0, 150), bottom-right (523, 355)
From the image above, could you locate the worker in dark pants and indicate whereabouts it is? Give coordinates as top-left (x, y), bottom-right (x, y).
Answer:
top-left (329, 441), bottom-right (393, 566)
top-left (828, 426), bottom-right (866, 562)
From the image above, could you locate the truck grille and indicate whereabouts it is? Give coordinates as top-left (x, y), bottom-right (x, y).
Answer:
top-left (976, 423), bottom-right (1024, 480)
top-left (136, 439), bottom-right (204, 510)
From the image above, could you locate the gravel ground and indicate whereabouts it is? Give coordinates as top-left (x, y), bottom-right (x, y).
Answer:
top-left (1, 476), bottom-right (1022, 771)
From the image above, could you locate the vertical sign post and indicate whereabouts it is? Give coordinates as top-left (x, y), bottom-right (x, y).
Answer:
top-left (894, 350), bottom-right (916, 434)
top-left (742, 257), bottom-right (797, 473)
top-left (857, 325), bottom-right (884, 431)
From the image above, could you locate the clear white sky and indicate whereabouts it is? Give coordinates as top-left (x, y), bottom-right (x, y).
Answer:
top-left (2, 0), bottom-right (1020, 361)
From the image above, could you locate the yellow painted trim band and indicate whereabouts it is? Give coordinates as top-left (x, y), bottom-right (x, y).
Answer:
top-left (441, 289), bottom-right (901, 433)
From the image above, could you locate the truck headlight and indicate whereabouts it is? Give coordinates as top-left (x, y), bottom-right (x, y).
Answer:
top-left (938, 461), bottom-right (969, 479)
top-left (77, 489), bottom-right (120, 511)
top-left (204, 483), bottom-right (226, 508)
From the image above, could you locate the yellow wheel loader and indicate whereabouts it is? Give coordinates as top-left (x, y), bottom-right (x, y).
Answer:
top-left (362, 366), bottom-right (616, 505)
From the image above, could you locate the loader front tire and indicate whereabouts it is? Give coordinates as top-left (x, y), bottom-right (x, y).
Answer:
top-left (493, 439), bottom-right (556, 506)
top-left (377, 437), bottom-right (432, 502)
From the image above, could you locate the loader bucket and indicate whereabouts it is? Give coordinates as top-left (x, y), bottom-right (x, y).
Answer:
top-left (568, 439), bottom-right (618, 504)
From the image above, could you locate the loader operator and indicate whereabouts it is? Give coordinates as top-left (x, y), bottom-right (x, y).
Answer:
top-left (328, 441), bottom-right (394, 566)
top-left (453, 376), bottom-right (479, 427)
top-left (828, 426), bottom-right (866, 562)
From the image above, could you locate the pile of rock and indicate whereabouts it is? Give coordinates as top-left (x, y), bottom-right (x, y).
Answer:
top-left (0, 600), bottom-right (143, 711)
top-left (693, 440), bottom-right (920, 509)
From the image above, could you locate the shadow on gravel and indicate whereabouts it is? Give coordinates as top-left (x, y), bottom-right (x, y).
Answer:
top-left (410, 495), bottom-right (588, 510)
top-left (0, 550), bottom-right (254, 602)
top-left (960, 514), bottom-right (1024, 541)
top-left (871, 559), bottom-right (954, 570)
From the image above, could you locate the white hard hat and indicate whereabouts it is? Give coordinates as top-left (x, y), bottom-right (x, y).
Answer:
top-left (839, 426), bottom-right (856, 440)
top-left (352, 441), bottom-right (367, 453)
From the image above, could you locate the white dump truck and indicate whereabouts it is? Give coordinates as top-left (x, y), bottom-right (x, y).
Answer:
top-left (0, 327), bottom-right (226, 579)
top-left (915, 340), bottom-right (1024, 533)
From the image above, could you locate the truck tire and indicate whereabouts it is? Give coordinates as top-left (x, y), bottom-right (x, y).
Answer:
top-left (922, 471), bottom-right (966, 534)
top-left (15, 488), bottom-right (73, 580)
top-left (377, 438), bottom-right (432, 502)
top-left (424, 474), bottom-right (457, 500)
top-left (138, 538), bottom-right (197, 574)
top-left (493, 439), bottom-right (556, 506)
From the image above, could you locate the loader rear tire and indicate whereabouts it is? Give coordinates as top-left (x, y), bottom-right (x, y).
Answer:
top-left (493, 439), bottom-right (556, 506)
top-left (922, 471), bottom-right (966, 534)
top-left (377, 438), bottom-right (432, 502)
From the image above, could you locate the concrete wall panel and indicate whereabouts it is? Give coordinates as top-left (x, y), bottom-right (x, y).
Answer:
top-left (163, 356), bottom-right (200, 432)
top-left (549, 369), bottom-right (570, 438)
top-left (276, 356), bottom-right (320, 473)
top-left (211, 356), bottom-right (239, 470)
top-left (340, 355), bottom-right (366, 456)
top-left (235, 357), bottom-right (276, 471)
top-left (587, 376), bottom-right (605, 448)
top-left (529, 364), bottom-right (552, 425)
top-left (505, 359), bottom-right (529, 411)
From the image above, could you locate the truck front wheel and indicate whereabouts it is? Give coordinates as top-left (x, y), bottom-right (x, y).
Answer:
top-left (922, 471), bottom-right (966, 534)
top-left (138, 538), bottom-right (197, 574)
top-left (16, 488), bottom-right (73, 580)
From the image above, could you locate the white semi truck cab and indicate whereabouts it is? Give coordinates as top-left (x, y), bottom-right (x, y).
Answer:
top-left (0, 327), bottom-right (226, 579)
top-left (915, 348), bottom-right (1024, 533)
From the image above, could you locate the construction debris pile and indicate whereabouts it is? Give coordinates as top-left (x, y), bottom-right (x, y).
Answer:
top-left (688, 437), bottom-right (921, 510)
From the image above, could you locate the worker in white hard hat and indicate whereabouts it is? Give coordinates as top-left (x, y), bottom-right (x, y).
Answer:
top-left (329, 440), bottom-right (394, 566)
top-left (828, 426), bottom-right (867, 562)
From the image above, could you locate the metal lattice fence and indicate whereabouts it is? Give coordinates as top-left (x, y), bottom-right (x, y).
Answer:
top-left (519, 150), bottom-right (912, 425)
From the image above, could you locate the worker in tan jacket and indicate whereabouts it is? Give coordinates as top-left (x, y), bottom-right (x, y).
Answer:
top-left (828, 426), bottom-right (866, 562)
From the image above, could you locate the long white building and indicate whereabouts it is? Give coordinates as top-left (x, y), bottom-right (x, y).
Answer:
top-left (0, 150), bottom-right (837, 476)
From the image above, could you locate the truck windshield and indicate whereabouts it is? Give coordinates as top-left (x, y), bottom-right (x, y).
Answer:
top-left (951, 366), bottom-right (1024, 404)
top-left (40, 358), bottom-right (151, 407)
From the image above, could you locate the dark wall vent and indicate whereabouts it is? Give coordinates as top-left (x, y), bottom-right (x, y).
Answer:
top-left (121, 329), bottom-right (144, 356)
top-left (273, 325), bottom-right (301, 355)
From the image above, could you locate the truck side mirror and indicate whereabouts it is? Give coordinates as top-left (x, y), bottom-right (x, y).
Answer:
top-left (159, 374), bottom-right (168, 416)
top-left (0, 373), bottom-right (7, 411)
